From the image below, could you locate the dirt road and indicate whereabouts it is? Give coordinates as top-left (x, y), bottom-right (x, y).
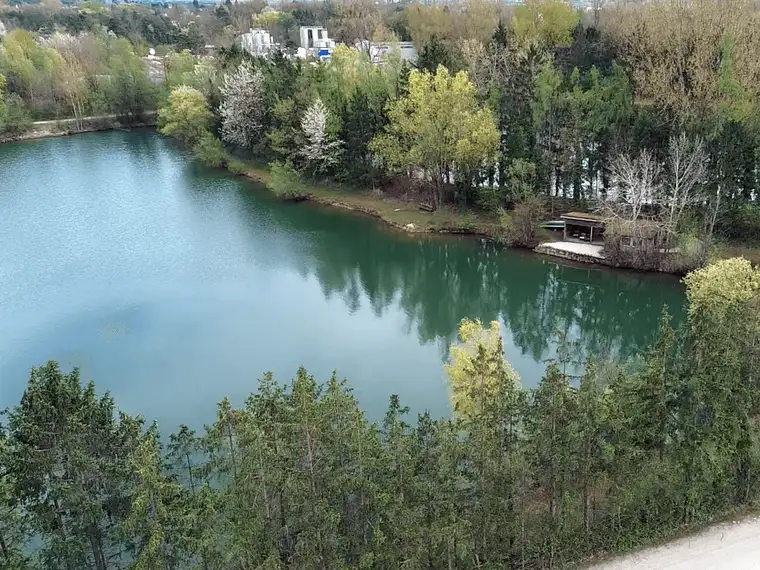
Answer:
top-left (589, 516), bottom-right (760, 569)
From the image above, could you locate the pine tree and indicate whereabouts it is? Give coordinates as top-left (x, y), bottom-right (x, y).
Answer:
top-left (4, 362), bottom-right (143, 570)
top-left (525, 364), bottom-right (576, 559)
top-left (123, 424), bottom-right (185, 570)
top-left (0, 431), bottom-right (30, 569)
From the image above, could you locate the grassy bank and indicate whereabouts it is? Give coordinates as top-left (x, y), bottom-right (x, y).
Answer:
top-left (228, 157), bottom-right (506, 238)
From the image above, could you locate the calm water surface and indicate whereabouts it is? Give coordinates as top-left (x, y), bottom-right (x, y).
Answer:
top-left (0, 131), bottom-right (686, 428)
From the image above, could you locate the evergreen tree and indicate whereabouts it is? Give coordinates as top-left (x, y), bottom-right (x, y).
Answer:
top-left (123, 424), bottom-right (184, 570)
top-left (4, 362), bottom-right (143, 570)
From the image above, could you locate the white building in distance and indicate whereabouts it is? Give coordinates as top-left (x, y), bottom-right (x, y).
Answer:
top-left (357, 40), bottom-right (418, 65)
top-left (241, 28), bottom-right (278, 57)
top-left (297, 26), bottom-right (336, 60)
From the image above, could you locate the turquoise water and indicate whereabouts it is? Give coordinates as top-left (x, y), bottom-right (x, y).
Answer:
top-left (0, 130), bottom-right (686, 429)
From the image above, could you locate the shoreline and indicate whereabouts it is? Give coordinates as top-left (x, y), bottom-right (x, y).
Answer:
top-left (0, 112), bottom-right (158, 144)
top-left (1, 126), bottom-right (728, 274)
top-left (236, 162), bottom-right (505, 238)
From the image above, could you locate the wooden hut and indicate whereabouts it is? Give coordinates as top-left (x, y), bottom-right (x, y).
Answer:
top-left (561, 212), bottom-right (605, 244)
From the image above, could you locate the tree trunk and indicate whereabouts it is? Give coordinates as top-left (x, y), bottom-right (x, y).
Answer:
top-left (0, 531), bottom-right (10, 563)
top-left (258, 445), bottom-right (271, 520)
top-left (89, 530), bottom-right (107, 570)
top-left (52, 496), bottom-right (76, 570)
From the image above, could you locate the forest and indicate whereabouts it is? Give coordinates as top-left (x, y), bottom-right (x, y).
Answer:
top-left (1, 257), bottom-right (760, 569)
top-left (4, 0), bottom-right (760, 270)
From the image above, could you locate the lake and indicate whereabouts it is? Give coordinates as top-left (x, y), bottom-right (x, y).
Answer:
top-left (0, 130), bottom-right (686, 429)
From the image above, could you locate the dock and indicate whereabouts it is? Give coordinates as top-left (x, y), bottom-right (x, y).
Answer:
top-left (534, 241), bottom-right (610, 266)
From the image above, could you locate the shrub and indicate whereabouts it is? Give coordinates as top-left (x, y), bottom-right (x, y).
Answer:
top-left (478, 186), bottom-right (507, 213)
top-left (1, 94), bottom-right (32, 137)
top-left (497, 195), bottom-right (544, 247)
top-left (226, 160), bottom-right (247, 176)
top-left (267, 161), bottom-right (309, 200)
top-left (193, 132), bottom-right (227, 168)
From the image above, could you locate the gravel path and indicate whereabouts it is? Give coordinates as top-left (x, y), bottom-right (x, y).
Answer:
top-left (589, 517), bottom-right (760, 569)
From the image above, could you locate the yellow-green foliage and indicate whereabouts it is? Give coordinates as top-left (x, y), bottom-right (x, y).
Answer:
top-left (684, 257), bottom-right (760, 318)
top-left (370, 66), bottom-right (499, 205)
top-left (0, 73), bottom-right (6, 118)
top-left (445, 318), bottom-right (521, 419)
top-left (512, 0), bottom-right (581, 48)
top-left (158, 86), bottom-right (212, 145)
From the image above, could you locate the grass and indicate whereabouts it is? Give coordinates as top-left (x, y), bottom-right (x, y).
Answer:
top-left (713, 242), bottom-right (760, 265)
top-left (227, 156), bottom-right (502, 236)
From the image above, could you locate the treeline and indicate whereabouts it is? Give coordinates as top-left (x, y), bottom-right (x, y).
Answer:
top-left (0, 28), bottom-right (157, 133)
top-left (8, 0), bottom-right (760, 264)
top-left (151, 0), bottom-right (760, 270)
top-left (2, 257), bottom-right (760, 569)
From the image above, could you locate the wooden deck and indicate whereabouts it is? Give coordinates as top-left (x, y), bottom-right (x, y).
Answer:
top-left (534, 241), bottom-right (609, 266)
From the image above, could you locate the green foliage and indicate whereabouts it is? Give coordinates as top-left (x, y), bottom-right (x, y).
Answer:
top-left (498, 195), bottom-right (545, 247)
top-left (5, 258), bottom-right (760, 570)
top-left (445, 318), bottom-right (521, 419)
top-left (164, 50), bottom-right (196, 88)
top-left (7, 0), bottom-right (760, 268)
top-left (158, 86), bottom-right (212, 146)
top-left (513, 0), bottom-right (582, 48)
top-left (266, 160), bottom-right (309, 199)
top-left (193, 132), bottom-right (227, 168)
top-left (370, 65), bottom-right (499, 209)
top-left (2, 361), bottom-right (143, 570)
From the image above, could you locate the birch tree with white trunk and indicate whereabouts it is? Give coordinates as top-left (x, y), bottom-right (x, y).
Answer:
top-left (219, 61), bottom-right (265, 149)
top-left (607, 148), bottom-right (662, 222)
top-left (299, 97), bottom-right (343, 173)
top-left (666, 133), bottom-right (708, 233)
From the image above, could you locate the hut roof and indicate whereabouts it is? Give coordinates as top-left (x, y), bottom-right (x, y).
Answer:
top-left (561, 211), bottom-right (605, 222)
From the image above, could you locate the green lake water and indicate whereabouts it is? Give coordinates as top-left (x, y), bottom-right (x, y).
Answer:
top-left (0, 130), bottom-right (686, 428)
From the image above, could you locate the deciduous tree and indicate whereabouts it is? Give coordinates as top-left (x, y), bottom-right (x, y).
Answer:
top-left (159, 86), bottom-right (213, 145)
top-left (219, 61), bottom-right (265, 150)
top-left (370, 66), bottom-right (499, 208)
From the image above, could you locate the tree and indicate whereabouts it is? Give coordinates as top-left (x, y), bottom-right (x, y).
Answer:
top-left (159, 86), bottom-right (213, 146)
top-left (219, 61), bottom-right (265, 150)
top-left (123, 425), bottom-right (185, 570)
top-left (0, 29), bottom-right (61, 111)
top-left (104, 38), bottom-right (156, 119)
top-left (55, 55), bottom-right (88, 130)
top-left (445, 318), bottom-right (521, 420)
top-left (194, 133), bottom-right (227, 168)
top-left (0, 433), bottom-right (30, 569)
top-left (453, 0), bottom-right (498, 45)
top-left (607, 148), bottom-right (662, 224)
top-left (333, 0), bottom-right (381, 49)
top-left (164, 50), bottom-right (196, 88)
top-left (267, 160), bottom-right (309, 199)
top-left (525, 363), bottom-right (576, 538)
top-left (299, 97), bottom-right (343, 175)
top-left (0, 73), bottom-right (6, 129)
top-left (665, 133), bottom-right (708, 240)
top-left (680, 258), bottom-right (760, 512)
top-left (3, 362), bottom-right (143, 570)
top-left (512, 0), bottom-right (581, 49)
top-left (370, 66), bottom-right (499, 208)
top-left (405, 4), bottom-right (453, 48)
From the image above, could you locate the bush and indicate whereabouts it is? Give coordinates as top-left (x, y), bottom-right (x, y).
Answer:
top-left (226, 160), bottom-right (247, 176)
top-left (193, 132), bottom-right (227, 168)
top-left (1, 94), bottom-right (32, 137)
top-left (716, 204), bottom-right (760, 243)
top-left (497, 195), bottom-right (544, 247)
top-left (267, 161), bottom-right (309, 200)
top-left (478, 186), bottom-right (507, 213)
